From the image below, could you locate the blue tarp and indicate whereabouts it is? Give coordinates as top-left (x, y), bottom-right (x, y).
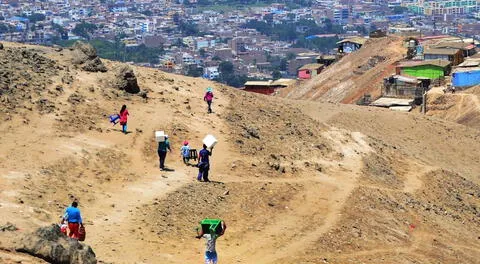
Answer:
top-left (452, 69), bottom-right (480, 87)
top-left (8, 16), bottom-right (29, 22)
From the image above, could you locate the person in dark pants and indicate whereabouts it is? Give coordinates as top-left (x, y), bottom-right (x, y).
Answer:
top-left (204, 87), bottom-right (214, 114)
top-left (158, 136), bottom-right (172, 170)
top-left (197, 144), bottom-right (212, 182)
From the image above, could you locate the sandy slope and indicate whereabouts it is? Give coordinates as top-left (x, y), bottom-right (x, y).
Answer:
top-left (281, 36), bottom-right (406, 104)
top-left (426, 86), bottom-right (480, 130)
top-left (0, 42), bottom-right (479, 264)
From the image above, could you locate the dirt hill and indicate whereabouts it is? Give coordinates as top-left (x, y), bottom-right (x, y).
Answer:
top-left (426, 86), bottom-right (480, 130)
top-left (281, 36), bottom-right (406, 104)
top-left (0, 42), bottom-right (479, 264)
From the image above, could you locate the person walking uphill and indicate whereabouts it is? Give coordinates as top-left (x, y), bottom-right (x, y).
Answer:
top-left (62, 201), bottom-right (83, 239)
top-left (197, 144), bottom-right (212, 182)
top-left (196, 221), bottom-right (226, 264)
top-left (119, 105), bottom-right (129, 134)
top-left (158, 136), bottom-right (172, 170)
top-left (204, 87), bottom-right (214, 114)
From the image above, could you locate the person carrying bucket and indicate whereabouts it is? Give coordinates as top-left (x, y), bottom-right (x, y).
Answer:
top-left (180, 140), bottom-right (191, 165)
top-left (204, 87), bottom-right (214, 114)
top-left (119, 105), bottom-right (129, 134)
top-left (61, 201), bottom-right (83, 239)
top-left (197, 144), bottom-right (212, 182)
top-left (196, 220), bottom-right (226, 264)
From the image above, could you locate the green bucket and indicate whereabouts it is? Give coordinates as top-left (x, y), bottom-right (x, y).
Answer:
top-left (200, 218), bottom-right (223, 235)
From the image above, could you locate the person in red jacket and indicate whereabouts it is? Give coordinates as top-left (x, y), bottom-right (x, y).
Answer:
top-left (119, 105), bottom-right (129, 134)
top-left (204, 87), bottom-right (214, 113)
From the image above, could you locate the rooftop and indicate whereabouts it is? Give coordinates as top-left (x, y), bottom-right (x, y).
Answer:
top-left (424, 48), bottom-right (461, 56)
top-left (244, 78), bottom-right (296, 87)
top-left (396, 59), bottom-right (451, 68)
top-left (298, 63), bottom-right (324, 71)
top-left (337, 37), bottom-right (367, 45)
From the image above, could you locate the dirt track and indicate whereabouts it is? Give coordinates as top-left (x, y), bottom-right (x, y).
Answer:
top-left (0, 42), bottom-right (479, 264)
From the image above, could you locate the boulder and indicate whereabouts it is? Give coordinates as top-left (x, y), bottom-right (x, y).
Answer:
top-left (72, 42), bottom-right (97, 59)
top-left (82, 57), bottom-right (107, 73)
top-left (16, 224), bottom-right (97, 264)
top-left (71, 41), bottom-right (107, 72)
top-left (0, 42), bottom-right (3, 50)
top-left (114, 65), bottom-right (140, 94)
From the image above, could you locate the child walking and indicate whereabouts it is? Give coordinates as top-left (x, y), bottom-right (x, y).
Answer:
top-left (180, 140), bottom-right (190, 165)
top-left (119, 105), bottom-right (129, 134)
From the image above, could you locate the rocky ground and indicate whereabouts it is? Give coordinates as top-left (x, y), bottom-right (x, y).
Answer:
top-left (0, 41), bottom-right (479, 264)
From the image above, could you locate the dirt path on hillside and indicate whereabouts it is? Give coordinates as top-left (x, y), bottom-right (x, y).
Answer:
top-left (219, 128), bottom-right (373, 263)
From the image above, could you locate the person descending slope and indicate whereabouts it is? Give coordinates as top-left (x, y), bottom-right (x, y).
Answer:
top-left (204, 87), bottom-right (214, 114)
top-left (119, 105), bottom-right (129, 134)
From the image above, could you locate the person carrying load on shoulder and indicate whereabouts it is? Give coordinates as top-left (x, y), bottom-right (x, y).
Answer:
top-left (62, 201), bottom-right (83, 239)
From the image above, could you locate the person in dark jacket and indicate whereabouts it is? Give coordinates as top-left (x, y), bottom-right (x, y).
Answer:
top-left (158, 136), bottom-right (172, 170)
top-left (204, 87), bottom-right (214, 113)
top-left (197, 144), bottom-right (212, 182)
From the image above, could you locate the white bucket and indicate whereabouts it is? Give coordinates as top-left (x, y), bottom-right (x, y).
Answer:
top-left (155, 131), bottom-right (166, 142)
top-left (203, 134), bottom-right (217, 149)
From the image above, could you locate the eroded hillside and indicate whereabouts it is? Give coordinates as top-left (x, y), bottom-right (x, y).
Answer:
top-left (281, 36), bottom-right (405, 104)
top-left (0, 42), bottom-right (479, 264)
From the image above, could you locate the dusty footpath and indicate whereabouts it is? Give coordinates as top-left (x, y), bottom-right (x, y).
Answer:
top-left (0, 42), bottom-right (479, 263)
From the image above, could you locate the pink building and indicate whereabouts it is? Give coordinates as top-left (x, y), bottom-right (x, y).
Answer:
top-left (297, 63), bottom-right (324, 79)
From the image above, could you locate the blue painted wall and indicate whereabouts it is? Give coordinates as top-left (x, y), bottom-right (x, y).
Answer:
top-left (452, 69), bottom-right (480, 87)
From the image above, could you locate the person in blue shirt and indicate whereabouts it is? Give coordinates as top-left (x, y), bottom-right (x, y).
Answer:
top-left (180, 140), bottom-right (191, 165)
top-left (62, 201), bottom-right (83, 239)
top-left (197, 144), bottom-right (213, 182)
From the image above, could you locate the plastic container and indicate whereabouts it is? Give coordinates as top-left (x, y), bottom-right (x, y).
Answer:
top-left (109, 114), bottom-right (120, 125)
top-left (200, 218), bottom-right (223, 235)
top-left (60, 224), bottom-right (67, 235)
top-left (155, 131), bottom-right (166, 142)
top-left (203, 134), bottom-right (217, 149)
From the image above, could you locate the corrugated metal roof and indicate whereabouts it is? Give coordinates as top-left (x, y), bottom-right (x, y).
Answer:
top-left (337, 37), bottom-right (367, 45)
top-left (371, 97), bottom-right (414, 107)
top-left (244, 79), bottom-right (296, 87)
top-left (396, 60), bottom-right (451, 68)
top-left (452, 67), bottom-right (480, 73)
top-left (433, 41), bottom-right (476, 50)
top-left (298, 63), bottom-right (324, 71)
top-left (393, 75), bottom-right (420, 83)
top-left (424, 48), bottom-right (461, 55)
top-left (457, 59), bottom-right (480, 67)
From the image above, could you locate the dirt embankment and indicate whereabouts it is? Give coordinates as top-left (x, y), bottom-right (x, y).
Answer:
top-left (281, 36), bottom-right (406, 104)
top-left (426, 86), bottom-right (480, 130)
top-left (0, 42), bottom-right (479, 264)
